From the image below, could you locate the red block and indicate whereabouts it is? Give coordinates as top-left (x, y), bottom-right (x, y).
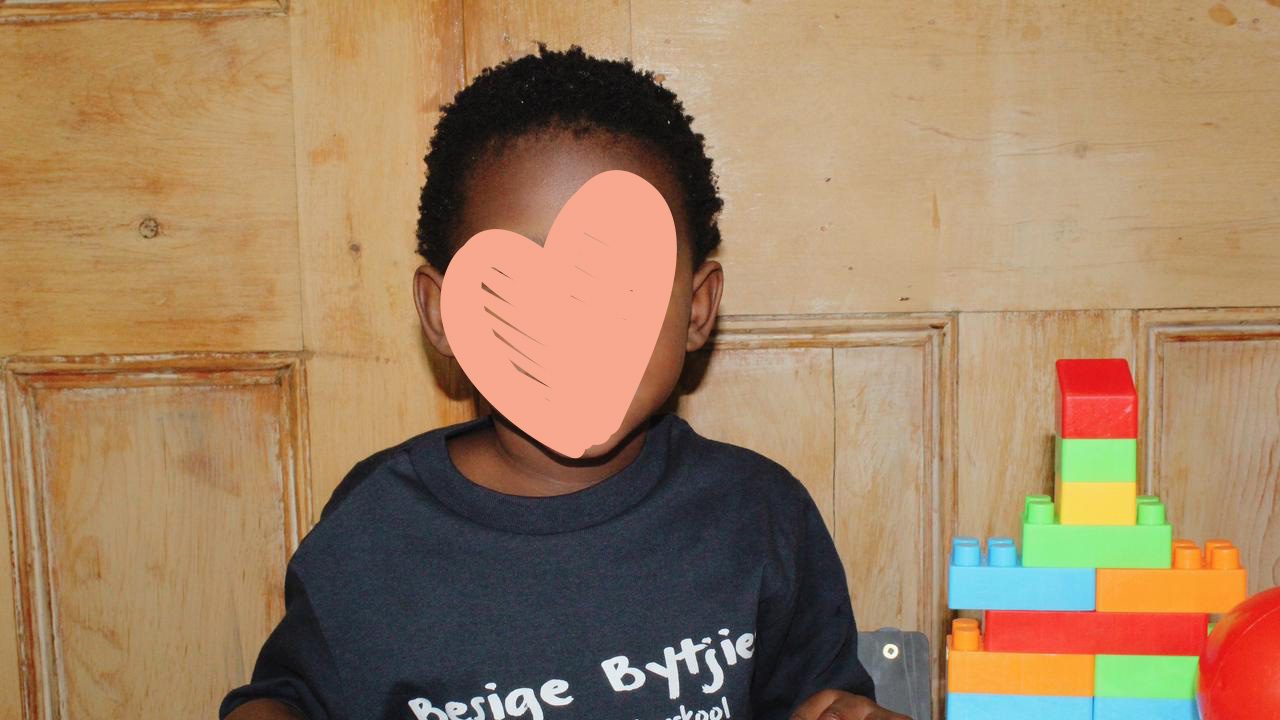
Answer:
top-left (984, 610), bottom-right (1207, 656)
top-left (1056, 358), bottom-right (1138, 439)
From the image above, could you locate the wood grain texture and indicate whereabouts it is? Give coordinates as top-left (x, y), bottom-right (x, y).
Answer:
top-left (2, 353), bottom-right (308, 720)
top-left (0, 359), bottom-right (22, 719)
top-left (677, 314), bottom-right (955, 711)
top-left (957, 311), bottom-right (1136, 542)
top-left (834, 321), bottom-right (954, 712)
top-left (463, 0), bottom-right (632, 82)
top-left (1139, 309), bottom-right (1280, 591)
top-left (289, 0), bottom-right (471, 522)
top-left (630, 0), bottom-right (1280, 313)
top-left (0, 0), bottom-right (286, 23)
top-left (0, 15), bottom-right (300, 355)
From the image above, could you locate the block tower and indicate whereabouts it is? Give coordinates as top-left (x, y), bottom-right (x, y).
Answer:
top-left (945, 359), bottom-right (1249, 720)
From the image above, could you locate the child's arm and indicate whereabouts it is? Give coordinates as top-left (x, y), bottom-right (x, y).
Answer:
top-left (790, 688), bottom-right (911, 720)
top-left (224, 699), bottom-right (307, 720)
top-left (219, 563), bottom-right (342, 720)
top-left (750, 487), bottom-right (880, 718)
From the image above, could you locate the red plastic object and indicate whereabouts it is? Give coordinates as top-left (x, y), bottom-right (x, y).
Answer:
top-left (1199, 586), bottom-right (1280, 720)
top-left (984, 609), bottom-right (1207, 655)
top-left (1056, 358), bottom-right (1138, 438)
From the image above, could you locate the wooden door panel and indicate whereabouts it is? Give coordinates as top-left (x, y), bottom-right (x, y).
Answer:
top-left (1140, 309), bottom-right (1280, 592)
top-left (630, 0), bottom-right (1280, 314)
top-left (0, 14), bottom-right (298, 356)
top-left (2, 354), bottom-right (308, 720)
top-left (834, 340), bottom-right (949, 637)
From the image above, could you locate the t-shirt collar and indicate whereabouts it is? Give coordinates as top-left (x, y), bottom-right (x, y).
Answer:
top-left (408, 412), bottom-right (679, 535)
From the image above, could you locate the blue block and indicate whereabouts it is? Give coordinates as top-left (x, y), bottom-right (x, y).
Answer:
top-left (947, 693), bottom-right (1093, 720)
top-left (1094, 697), bottom-right (1199, 720)
top-left (948, 536), bottom-right (1096, 610)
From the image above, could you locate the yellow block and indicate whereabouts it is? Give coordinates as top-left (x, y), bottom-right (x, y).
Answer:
top-left (1056, 481), bottom-right (1136, 525)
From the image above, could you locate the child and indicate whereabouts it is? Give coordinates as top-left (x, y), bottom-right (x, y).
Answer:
top-left (220, 43), bottom-right (905, 720)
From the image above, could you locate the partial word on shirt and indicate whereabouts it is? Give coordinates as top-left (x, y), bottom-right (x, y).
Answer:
top-left (407, 628), bottom-right (754, 720)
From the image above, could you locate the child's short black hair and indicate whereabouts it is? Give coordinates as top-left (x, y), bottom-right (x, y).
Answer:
top-left (416, 42), bottom-right (724, 273)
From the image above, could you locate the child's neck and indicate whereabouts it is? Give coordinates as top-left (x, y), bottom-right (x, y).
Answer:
top-left (446, 413), bottom-right (651, 497)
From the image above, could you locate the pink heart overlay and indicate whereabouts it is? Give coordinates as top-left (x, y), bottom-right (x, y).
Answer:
top-left (440, 169), bottom-right (677, 458)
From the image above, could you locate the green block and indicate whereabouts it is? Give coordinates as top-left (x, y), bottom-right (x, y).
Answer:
top-left (1056, 436), bottom-right (1138, 482)
top-left (1021, 495), bottom-right (1172, 568)
top-left (1095, 655), bottom-right (1199, 699)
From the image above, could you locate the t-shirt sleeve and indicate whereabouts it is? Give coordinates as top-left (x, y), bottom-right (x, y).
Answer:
top-left (750, 489), bottom-right (876, 718)
top-left (219, 561), bottom-right (342, 720)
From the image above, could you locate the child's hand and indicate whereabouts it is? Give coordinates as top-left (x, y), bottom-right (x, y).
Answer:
top-left (790, 688), bottom-right (913, 720)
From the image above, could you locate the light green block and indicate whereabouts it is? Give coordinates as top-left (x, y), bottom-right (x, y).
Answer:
top-left (1056, 436), bottom-right (1138, 482)
top-left (1021, 495), bottom-right (1172, 568)
top-left (1095, 655), bottom-right (1199, 699)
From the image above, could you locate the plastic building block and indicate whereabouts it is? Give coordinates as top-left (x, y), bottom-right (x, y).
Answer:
top-left (1056, 481), bottom-right (1137, 525)
top-left (1022, 495), bottom-right (1172, 568)
top-left (1056, 358), bottom-right (1138, 439)
top-left (983, 610), bottom-right (1208, 656)
top-left (948, 536), bottom-right (1096, 610)
top-left (1094, 654), bottom-right (1199, 699)
top-left (1056, 437), bottom-right (1138, 482)
top-left (947, 693), bottom-right (1094, 720)
top-left (946, 619), bottom-right (1095, 696)
top-left (1097, 539), bottom-right (1248, 613)
top-left (1198, 586), bottom-right (1280, 720)
top-left (1093, 697), bottom-right (1199, 720)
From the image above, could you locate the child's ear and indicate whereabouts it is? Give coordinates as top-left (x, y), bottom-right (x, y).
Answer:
top-left (413, 264), bottom-right (455, 357)
top-left (686, 259), bottom-right (724, 352)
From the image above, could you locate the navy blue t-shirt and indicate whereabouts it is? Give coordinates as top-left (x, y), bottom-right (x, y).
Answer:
top-left (219, 412), bottom-right (875, 720)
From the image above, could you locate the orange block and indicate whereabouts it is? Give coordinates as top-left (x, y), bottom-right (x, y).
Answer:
top-left (1096, 539), bottom-right (1248, 613)
top-left (946, 619), bottom-right (1095, 696)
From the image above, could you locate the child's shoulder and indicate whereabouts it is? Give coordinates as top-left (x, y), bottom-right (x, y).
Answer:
top-left (288, 417), bottom-right (481, 568)
top-left (317, 432), bottom-right (426, 520)
top-left (671, 414), bottom-right (817, 511)
top-left (290, 420), bottom-right (475, 558)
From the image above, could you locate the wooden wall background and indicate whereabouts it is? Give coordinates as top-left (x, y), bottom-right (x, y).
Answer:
top-left (1, 1), bottom-right (1277, 718)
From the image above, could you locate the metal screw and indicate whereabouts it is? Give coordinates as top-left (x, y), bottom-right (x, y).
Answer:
top-left (882, 643), bottom-right (900, 660)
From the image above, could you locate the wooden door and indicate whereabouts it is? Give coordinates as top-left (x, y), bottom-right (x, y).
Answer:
top-left (2, 1), bottom-right (1277, 718)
